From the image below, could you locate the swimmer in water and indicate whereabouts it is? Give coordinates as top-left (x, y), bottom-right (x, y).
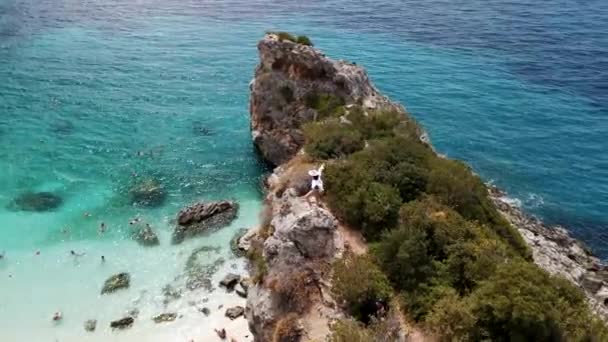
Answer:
top-left (70, 250), bottom-right (85, 257)
top-left (35, 250), bottom-right (40, 256)
top-left (0, 251), bottom-right (5, 259)
top-left (98, 222), bottom-right (106, 234)
top-left (101, 255), bottom-right (105, 263)
top-left (52, 311), bottom-right (62, 322)
top-left (84, 212), bottom-right (91, 218)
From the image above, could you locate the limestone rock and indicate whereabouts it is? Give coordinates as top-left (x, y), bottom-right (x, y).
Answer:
top-left (101, 272), bottom-right (130, 294)
top-left (219, 273), bottom-right (241, 291)
top-left (489, 186), bottom-right (608, 320)
top-left (225, 306), bottom-right (245, 320)
top-left (230, 228), bottom-right (249, 256)
top-left (173, 201), bottom-right (238, 243)
top-left (110, 316), bottom-right (134, 329)
top-left (9, 192), bottom-right (63, 212)
top-left (84, 319), bottom-right (97, 332)
top-left (129, 178), bottom-right (166, 208)
top-left (237, 227), bottom-right (259, 254)
top-left (250, 34), bottom-right (406, 166)
top-left (246, 188), bottom-right (342, 341)
top-left (152, 313), bottom-right (177, 323)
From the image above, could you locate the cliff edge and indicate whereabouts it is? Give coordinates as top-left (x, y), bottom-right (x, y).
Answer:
top-left (245, 33), bottom-right (608, 341)
top-left (250, 33), bottom-right (407, 166)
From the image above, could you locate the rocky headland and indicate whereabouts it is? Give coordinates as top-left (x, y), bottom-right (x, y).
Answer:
top-left (243, 33), bottom-right (608, 341)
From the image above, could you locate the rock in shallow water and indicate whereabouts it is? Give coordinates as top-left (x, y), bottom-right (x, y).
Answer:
top-left (225, 306), bottom-right (245, 320)
top-left (132, 225), bottom-right (160, 246)
top-left (110, 316), bottom-right (134, 329)
top-left (173, 201), bottom-right (238, 243)
top-left (152, 312), bottom-right (177, 323)
top-left (129, 178), bottom-right (166, 208)
top-left (10, 192), bottom-right (63, 212)
top-left (84, 319), bottom-right (97, 332)
top-left (101, 272), bottom-right (130, 294)
top-left (219, 273), bottom-right (241, 291)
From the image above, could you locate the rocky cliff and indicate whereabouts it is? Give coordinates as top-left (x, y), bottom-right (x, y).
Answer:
top-left (245, 33), bottom-right (608, 341)
top-left (250, 33), bottom-right (405, 166)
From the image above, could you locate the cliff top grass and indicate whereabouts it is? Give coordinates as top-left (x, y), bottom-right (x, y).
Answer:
top-left (266, 31), bottom-right (314, 46)
top-left (298, 97), bottom-right (608, 339)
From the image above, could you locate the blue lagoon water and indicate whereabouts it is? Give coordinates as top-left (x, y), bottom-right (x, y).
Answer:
top-left (1, 0), bottom-right (607, 340)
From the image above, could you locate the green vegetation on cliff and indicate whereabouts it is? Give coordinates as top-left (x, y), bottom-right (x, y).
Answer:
top-left (300, 99), bottom-right (607, 340)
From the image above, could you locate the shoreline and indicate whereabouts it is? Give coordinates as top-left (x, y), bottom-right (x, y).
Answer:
top-left (489, 186), bottom-right (608, 320)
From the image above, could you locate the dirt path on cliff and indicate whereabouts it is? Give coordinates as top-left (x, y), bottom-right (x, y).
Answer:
top-left (337, 222), bottom-right (367, 255)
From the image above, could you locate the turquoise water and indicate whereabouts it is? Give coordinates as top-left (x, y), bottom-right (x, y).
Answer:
top-left (1, 0), bottom-right (607, 339)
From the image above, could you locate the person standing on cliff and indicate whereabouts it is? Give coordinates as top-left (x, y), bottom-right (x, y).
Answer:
top-left (305, 164), bottom-right (325, 204)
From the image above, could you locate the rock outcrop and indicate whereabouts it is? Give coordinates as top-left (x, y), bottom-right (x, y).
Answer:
top-left (245, 185), bottom-right (343, 341)
top-left (173, 200), bottom-right (238, 243)
top-left (132, 224), bottom-right (160, 246)
top-left (246, 33), bottom-right (608, 342)
top-left (490, 187), bottom-right (608, 320)
top-left (250, 33), bottom-right (405, 166)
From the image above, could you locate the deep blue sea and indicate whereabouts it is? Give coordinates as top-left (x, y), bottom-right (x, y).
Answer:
top-left (1, 0), bottom-right (607, 340)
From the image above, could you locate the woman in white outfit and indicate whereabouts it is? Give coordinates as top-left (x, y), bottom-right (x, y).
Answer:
top-left (305, 164), bottom-right (325, 203)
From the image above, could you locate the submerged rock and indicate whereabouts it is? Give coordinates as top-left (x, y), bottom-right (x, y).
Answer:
top-left (192, 121), bottom-right (214, 136)
top-left (152, 313), bottom-right (177, 323)
top-left (184, 246), bottom-right (224, 291)
top-left (101, 272), bottom-right (130, 294)
top-left (129, 178), bottom-right (166, 208)
top-left (10, 192), bottom-right (63, 212)
top-left (173, 201), bottom-right (238, 243)
top-left (84, 319), bottom-right (97, 332)
top-left (132, 225), bottom-right (160, 246)
top-left (110, 316), bottom-right (134, 330)
top-left (225, 306), bottom-right (245, 320)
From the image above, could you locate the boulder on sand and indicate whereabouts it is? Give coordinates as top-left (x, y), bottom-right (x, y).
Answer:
top-left (110, 316), bottom-right (134, 329)
top-left (101, 273), bottom-right (131, 294)
top-left (10, 192), bottom-right (63, 212)
top-left (173, 201), bottom-right (238, 243)
top-left (129, 178), bottom-right (166, 208)
top-left (219, 273), bottom-right (241, 291)
top-left (225, 306), bottom-right (245, 320)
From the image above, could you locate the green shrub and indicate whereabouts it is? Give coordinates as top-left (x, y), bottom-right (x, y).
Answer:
top-left (468, 261), bottom-right (606, 341)
top-left (247, 248), bottom-right (268, 284)
top-left (332, 254), bottom-right (392, 321)
top-left (303, 121), bottom-right (364, 160)
top-left (274, 31), bottom-right (296, 42)
top-left (304, 92), bottom-right (345, 119)
top-left (328, 319), bottom-right (371, 342)
top-left (425, 289), bottom-right (476, 341)
top-left (427, 157), bottom-right (529, 257)
top-left (296, 35), bottom-right (313, 46)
